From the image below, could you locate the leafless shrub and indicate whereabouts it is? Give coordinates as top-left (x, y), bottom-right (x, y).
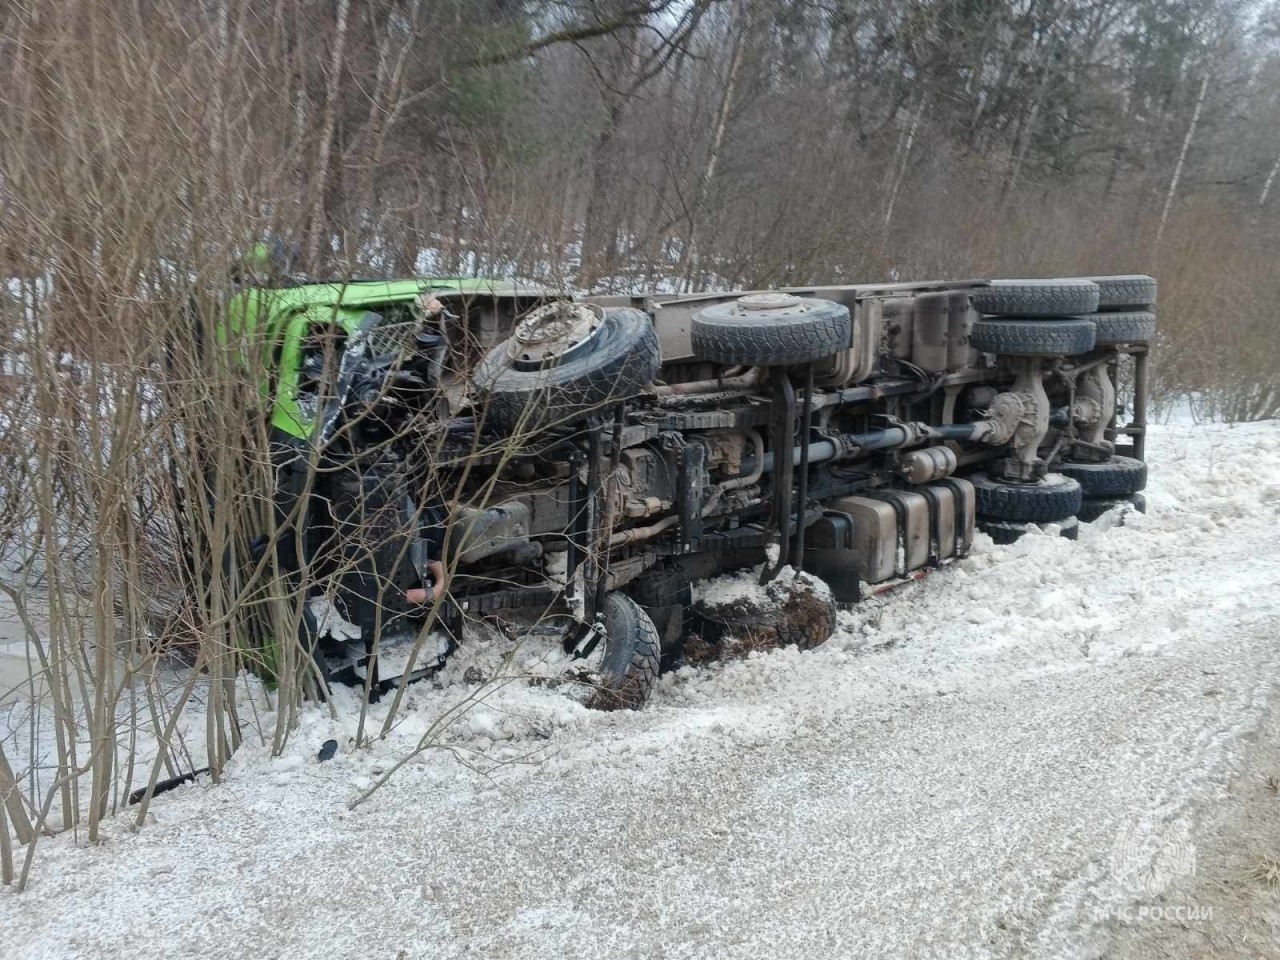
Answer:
top-left (0, 0), bottom-right (614, 885)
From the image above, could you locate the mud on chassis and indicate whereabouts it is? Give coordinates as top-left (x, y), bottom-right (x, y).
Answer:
top-left (252, 275), bottom-right (1156, 708)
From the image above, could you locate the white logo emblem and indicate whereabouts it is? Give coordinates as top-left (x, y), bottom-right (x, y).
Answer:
top-left (1111, 816), bottom-right (1196, 898)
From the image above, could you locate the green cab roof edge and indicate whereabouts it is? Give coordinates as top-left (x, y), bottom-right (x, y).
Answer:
top-left (226, 276), bottom-right (554, 334)
top-left (220, 277), bottom-right (555, 440)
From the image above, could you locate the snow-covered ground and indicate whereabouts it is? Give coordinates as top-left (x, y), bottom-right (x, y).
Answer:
top-left (3, 421), bottom-right (1279, 959)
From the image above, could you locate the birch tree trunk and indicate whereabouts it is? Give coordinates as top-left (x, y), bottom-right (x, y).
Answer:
top-left (882, 92), bottom-right (928, 235)
top-left (682, 4), bottom-right (749, 290)
top-left (1156, 71), bottom-right (1210, 246)
top-left (1257, 150), bottom-right (1280, 208)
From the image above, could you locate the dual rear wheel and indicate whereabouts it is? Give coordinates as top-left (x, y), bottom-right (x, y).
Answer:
top-left (974, 455), bottom-right (1148, 544)
top-left (970, 276), bottom-right (1157, 356)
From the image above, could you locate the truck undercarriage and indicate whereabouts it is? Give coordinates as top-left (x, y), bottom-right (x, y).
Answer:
top-left (224, 274), bottom-right (1156, 707)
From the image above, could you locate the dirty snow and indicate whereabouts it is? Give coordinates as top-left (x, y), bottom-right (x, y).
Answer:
top-left (2, 420), bottom-right (1280, 959)
top-left (694, 560), bottom-right (831, 608)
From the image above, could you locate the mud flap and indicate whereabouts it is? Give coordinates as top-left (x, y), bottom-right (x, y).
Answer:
top-left (802, 511), bottom-right (861, 603)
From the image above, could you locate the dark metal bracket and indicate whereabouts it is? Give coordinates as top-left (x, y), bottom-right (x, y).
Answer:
top-left (760, 372), bottom-right (796, 584)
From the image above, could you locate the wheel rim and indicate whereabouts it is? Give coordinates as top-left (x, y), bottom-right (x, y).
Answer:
top-left (507, 302), bottom-right (606, 370)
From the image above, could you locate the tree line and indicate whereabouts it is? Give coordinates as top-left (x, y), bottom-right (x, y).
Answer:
top-left (2, 0), bottom-right (1278, 415)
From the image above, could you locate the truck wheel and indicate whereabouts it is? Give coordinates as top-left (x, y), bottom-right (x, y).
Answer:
top-left (1058, 456), bottom-right (1147, 497)
top-left (583, 593), bottom-right (662, 710)
top-left (1078, 493), bottom-right (1147, 524)
top-left (690, 293), bottom-right (850, 366)
top-left (1082, 275), bottom-right (1157, 310)
top-left (1077, 498), bottom-right (1123, 523)
top-left (473, 306), bottom-right (660, 432)
top-left (970, 317), bottom-right (1096, 357)
top-left (981, 516), bottom-right (1079, 545)
top-left (971, 280), bottom-right (1100, 317)
top-left (629, 570), bottom-right (692, 652)
top-left (1087, 311), bottom-right (1156, 346)
top-left (971, 472), bottom-right (1083, 522)
top-left (692, 576), bottom-right (838, 656)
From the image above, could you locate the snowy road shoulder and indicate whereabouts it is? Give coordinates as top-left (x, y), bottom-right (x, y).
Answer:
top-left (2, 421), bottom-right (1279, 960)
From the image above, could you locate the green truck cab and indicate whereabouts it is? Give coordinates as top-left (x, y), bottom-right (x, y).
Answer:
top-left (222, 277), bottom-right (550, 438)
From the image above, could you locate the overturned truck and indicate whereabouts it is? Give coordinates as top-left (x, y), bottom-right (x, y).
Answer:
top-left (225, 275), bottom-right (1156, 707)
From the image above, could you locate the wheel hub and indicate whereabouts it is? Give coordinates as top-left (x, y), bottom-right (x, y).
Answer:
top-left (508, 301), bottom-right (604, 369)
top-left (732, 291), bottom-right (816, 316)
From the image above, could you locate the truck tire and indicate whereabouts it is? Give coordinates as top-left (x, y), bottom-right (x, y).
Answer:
top-left (1078, 492), bottom-right (1148, 523)
top-left (629, 570), bottom-right (692, 652)
top-left (1087, 310), bottom-right (1156, 346)
top-left (1077, 498), bottom-right (1125, 524)
top-left (971, 280), bottom-right (1100, 317)
top-left (981, 516), bottom-right (1079, 545)
top-left (1082, 275), bottom-right (1157, 310)
top-left (587, 592), bottom-right (662, 710)
top-left (690, 294), bottom-right (850, 366)
top-left (1058, 456), bottom-right (1147, 497)
top-left (971, 472), bottom-right (1083, 522)
top-left (692, 577), bottom-right (838, 655)
top-left (970, 317), bottom-right (1096, 357)
top-left (473, 307), bottom-right (660, 432)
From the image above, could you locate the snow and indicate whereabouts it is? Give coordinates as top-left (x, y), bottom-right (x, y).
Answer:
top-left (693, 560), bottom-right (831, 609)
top-left (3, 420), bottom-right (1280, 959)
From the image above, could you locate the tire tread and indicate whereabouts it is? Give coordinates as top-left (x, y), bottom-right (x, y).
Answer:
top-left (972, 280), bottom-right (1100, 317)
top-left (1084, 275), bottom-right (1157, 310)
top-left (1086, 310), bottom-right (1156, 345)
top-left (591, 592), bottom-right (662, 710)
top-left (970, 317), bottom-right (1096, 356)
top-left (1058, 456), bottom-right (1147, 497)
top-left (474, 308), bottom-right (660, 432)
top-left (972, 472), bottom-right (1083, 522)
top-left (691, 302), bottom-right (850, 366)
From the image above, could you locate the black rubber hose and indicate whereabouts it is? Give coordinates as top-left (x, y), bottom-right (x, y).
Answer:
top-left (761, 375), bottom-right (796, 585)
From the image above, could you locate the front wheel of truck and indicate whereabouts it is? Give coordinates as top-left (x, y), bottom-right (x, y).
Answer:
top-left (577, 592), bottom-right (662, 710)
top-left (472, 304), bottom-right (660, 433)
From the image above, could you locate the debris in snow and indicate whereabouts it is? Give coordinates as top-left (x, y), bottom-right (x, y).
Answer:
top-left (689, 566), bottom-right (836, 661)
